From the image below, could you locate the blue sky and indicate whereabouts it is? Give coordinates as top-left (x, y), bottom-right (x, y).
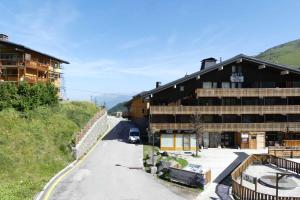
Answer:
top-left (1, 0), bottom-right (300, 100)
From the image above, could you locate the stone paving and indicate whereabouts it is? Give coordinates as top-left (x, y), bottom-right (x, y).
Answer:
top-left (236, 164), bottom-right (300, 197)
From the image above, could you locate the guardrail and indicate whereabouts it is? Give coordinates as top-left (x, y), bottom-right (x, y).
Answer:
top-left (231, 154), bottom-right (300, 200)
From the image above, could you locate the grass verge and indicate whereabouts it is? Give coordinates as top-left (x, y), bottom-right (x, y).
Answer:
top-left (0, 101), bottom-right (99, 200)
top-left (143, 144), bottom-right (159, 160)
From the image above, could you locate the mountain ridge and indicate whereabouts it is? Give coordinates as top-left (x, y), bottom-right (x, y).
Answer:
top-left (257, 39), bottom-right (300, 68)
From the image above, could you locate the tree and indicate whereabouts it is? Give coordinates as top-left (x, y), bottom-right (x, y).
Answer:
top-left (190, 113), bottom-right (204, 156)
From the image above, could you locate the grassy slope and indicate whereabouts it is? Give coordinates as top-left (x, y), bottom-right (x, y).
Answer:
top-left (257, 39), bottom-right (300, 68)
top-left (0, 101), bottom-right (98, 200)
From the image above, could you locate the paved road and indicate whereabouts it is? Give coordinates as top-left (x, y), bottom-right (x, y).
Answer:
top-left (49, 116), bottom-right (188, 200)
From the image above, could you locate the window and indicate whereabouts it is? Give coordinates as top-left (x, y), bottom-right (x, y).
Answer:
top-left (261, 82), bottom-right (275, 88)
top-left (232, 65), bottom-right (236, 73)
top-left (180, 86), bottom-right (184, 91)
top-left (212, 82), bottom-right (218, 88)
top-left (222, 82), bottom-right (230, 88)
top-left (203, 82), bottom-right (212, 88)
top-left (237, 66), bottom-right (242, 73)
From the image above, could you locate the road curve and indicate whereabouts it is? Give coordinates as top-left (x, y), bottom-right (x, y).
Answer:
top-left (49, 116), bottom-right (187, 200)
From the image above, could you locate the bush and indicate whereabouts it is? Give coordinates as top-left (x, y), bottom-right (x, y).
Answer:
top-left (0, 82), bottom-right (58, 112)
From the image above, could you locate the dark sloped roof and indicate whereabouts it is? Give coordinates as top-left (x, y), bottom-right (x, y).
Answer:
top-left (0, 40), bottom-right (69, 64)
top-left (137, 54), bottom-right (300, 98)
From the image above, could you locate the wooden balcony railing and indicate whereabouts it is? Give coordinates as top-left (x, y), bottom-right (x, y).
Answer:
top-left (150, 122), bottom-right (300, 132)
top-left (0, 59), bottom-right (24, 66)
top-left (150, 105), bottom-right (300, 115)
top-left (195, 88), bottom-right (300, 97)
top-left (24, 76), bottom-right (37, 83)
top-left (25, 61), bottom-right (48, 71)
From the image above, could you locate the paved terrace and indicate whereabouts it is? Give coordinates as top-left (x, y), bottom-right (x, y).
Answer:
top-left (236, 164), bottom-right (300, 197)
top-left (168, 148), bottom-right (268, 199)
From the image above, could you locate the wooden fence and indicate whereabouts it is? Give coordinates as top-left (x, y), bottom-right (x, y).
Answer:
top-left (284, 140), bottom-right (300, 147)
top-left (268, 146), bottom-right (300, 158)
top-left (231, 154), bottom-right (300, 200)
top-left (75, 109), bottom-right (106, 144)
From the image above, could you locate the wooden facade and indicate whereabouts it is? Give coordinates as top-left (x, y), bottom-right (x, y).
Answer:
top-left (0, 34), bottom-right (69, 97)
top-left (127, 96), bottom-right (148, 119)
top-left (129, 54), bottom-right (300, 151)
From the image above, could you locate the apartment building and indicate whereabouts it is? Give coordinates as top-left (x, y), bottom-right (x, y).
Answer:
top-left (129, 54), bottom-right (300, 151)
top-left (0, 34), bottom-right (69, 97)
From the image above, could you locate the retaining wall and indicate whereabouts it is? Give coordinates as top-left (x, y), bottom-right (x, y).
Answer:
top-left (73, 110), bottom-right (108, 159)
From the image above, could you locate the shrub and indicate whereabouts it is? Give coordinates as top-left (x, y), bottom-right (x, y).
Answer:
top-left (0, 82), bottom-right (58, 111)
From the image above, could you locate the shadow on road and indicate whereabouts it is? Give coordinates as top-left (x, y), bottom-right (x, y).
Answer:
top-left (103, 120), bottom-right (142, 145)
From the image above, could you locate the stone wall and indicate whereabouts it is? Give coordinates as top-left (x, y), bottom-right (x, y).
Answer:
top-left (73, 110), bottom-right (108, 159)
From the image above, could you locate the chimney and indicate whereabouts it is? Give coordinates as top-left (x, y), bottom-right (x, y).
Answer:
top-left (200, 57), bottom-right (217, 70)
top-left (156, 81), bottom-right (161, 88)
top-left (0, 34), bottom-right (8, 41)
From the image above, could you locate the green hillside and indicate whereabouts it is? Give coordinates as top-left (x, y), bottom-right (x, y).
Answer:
top-left (0, 101), bottom-right (98, 200)
top-left (108, 101), bottom-right (128, 114)
top-left (257, 39), bottom-right (300, 68)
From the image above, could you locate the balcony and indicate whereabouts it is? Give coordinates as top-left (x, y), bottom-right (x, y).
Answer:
top-left (150, 105), bottom-right (300, 115)
top-left (150, 122), bottom-right (300, 132)
top-left (0, 59), bottom-right (24, 67)
top-left (195, 88), bottom-right (300, 97)
top-left (24, 76), bottom-right (37, 83)
top-left (25, 61), bottom-right (48, 71)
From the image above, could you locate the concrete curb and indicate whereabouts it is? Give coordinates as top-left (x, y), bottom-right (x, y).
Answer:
top-left (34, 117), bottom-right (114, 200)
top-left (34, 160), bottom-right (77, 200)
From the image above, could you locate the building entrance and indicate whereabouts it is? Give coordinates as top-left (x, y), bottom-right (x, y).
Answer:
top-left (221, 132), bottom-right (235, 147)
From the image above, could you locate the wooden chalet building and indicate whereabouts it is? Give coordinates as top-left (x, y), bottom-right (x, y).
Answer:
top-left (129, 54), bottom-right (300, 151)
top-left (0, 34), bottom-right (69, 97)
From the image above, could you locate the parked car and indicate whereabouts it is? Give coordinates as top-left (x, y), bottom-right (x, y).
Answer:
top-left (128, 127), bottom-right (140, 143)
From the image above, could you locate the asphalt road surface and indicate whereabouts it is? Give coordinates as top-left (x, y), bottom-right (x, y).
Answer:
top-left (49, 116), bottom-right (190, 200)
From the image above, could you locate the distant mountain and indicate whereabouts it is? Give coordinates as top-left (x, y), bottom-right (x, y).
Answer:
top-left (257, 39), bottom-right (300, 68)
top-left (92, 94), bottom-right (131, 109)
top-left (108, 101), bottom-right (128, 114)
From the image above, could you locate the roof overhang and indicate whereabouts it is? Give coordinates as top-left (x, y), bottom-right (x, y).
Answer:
top-left (137, 54), bottom-right (300, 98)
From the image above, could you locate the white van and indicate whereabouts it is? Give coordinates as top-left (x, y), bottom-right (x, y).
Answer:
top-left (128, 128), bottom-right (140, 143)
